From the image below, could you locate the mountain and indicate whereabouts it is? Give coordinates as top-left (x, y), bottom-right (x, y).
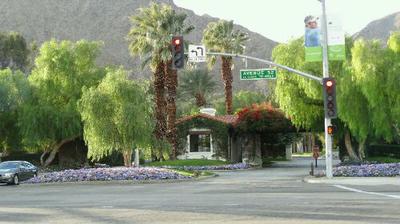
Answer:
top-left (0, 0), bottom-right (278, 92)
top-left (353, 12), bottom-right (400, 42)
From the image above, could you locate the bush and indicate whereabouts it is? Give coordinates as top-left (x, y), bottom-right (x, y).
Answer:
top-left (1, 151), bottom-right (43, 165)
top-left (366, 144), bottom-right (400, 158)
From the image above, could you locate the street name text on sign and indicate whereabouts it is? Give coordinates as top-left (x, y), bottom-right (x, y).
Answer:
top-left (240, 68), bottom-right (277, 80)
top-left (188, 45), bottom-right (206, 63)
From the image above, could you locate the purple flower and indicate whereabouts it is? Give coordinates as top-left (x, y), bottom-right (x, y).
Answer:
top-left (333, 162), bottom-right (400, 177)
top-left (24, 167), bottom-right (191, 184)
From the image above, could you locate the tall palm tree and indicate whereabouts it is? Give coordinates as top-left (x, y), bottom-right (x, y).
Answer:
top-left (179, 69), bottom-right (217, 107)
top-left (127, 3), bottom-right (193, 159)
top-left (202, 20), bottom-right (248, 115)
top-left (162, 8), bottom-right (194, 159)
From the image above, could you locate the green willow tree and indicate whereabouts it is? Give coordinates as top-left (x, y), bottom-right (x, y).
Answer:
top-left (273, 34), bottom-right (400, 160)
top-left (272, 37), bottom-right (364, 159)
top-left (178, 69), bottom-right (217, 107)
top-left (202, 20), bottom-right (248, 115)
top-left (338, 33), bottom-right (400, 159)
top-left (79, 68), bottom-right (153, 166)
top-left (127, 3), bottom-right (193, 159)
top-left (19, 40), bottom-right (104, 166)
top-left (0, 69), bottom-right (30, 154)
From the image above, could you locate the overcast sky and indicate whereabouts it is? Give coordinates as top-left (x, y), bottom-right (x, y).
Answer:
top-left (174, 0), bottom-right (400, 43)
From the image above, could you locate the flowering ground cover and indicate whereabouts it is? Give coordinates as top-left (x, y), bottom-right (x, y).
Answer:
top-left (333, 163), bottom-right (400, 177)
top-left (24, 167), bottom-right (191, 184)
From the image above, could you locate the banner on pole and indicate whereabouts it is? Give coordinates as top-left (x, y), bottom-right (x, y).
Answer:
top-left (304, 15), bottom-right (345, 62)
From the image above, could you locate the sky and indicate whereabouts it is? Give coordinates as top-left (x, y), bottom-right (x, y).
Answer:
top-left (173, 0), bottom-right (400, 43)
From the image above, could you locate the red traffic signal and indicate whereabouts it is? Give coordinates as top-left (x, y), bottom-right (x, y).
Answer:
top-left (323, 78), bottom-right (337, 119)
top-left (171, 36), bottom-right (184, 69)
top-left (173, 38), bottom-right (181, 46)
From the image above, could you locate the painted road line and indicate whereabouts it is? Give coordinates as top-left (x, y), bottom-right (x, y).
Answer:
top-left (333, 185), bottom-right (400, 199)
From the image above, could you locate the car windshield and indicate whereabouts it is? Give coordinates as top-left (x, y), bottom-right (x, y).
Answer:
top-left (0, 162), bottom-right (19, 169)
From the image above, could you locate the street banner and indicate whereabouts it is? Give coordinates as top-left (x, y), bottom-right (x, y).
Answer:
top-left (304, 15), bottom-right (345, 62)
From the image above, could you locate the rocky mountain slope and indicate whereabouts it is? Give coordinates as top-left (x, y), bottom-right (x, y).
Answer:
top-left (353, 11), bottom-right (400, 42)
top-left (0, 0), bottom-right (278, 92)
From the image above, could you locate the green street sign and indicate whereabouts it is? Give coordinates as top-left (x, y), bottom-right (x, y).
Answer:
top-left (240, 68), bottom-right (277, 80)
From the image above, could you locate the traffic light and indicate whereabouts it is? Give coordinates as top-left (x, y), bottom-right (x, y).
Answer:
top-left (327, 125), bottom-right (336, 135)
top-left (171, 36), bottom-right (184, 69)
top-left (323, 77), bottom-right (337, 119)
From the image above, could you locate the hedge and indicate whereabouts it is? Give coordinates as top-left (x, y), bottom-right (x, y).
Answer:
top-left (366, 144), bottom-right (400, 158)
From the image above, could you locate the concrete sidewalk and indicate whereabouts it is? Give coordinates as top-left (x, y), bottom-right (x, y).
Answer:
top-left (304, 175), bottom-right (400, 186)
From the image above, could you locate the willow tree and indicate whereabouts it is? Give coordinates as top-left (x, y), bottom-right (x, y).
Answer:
top-left (272, 37), bottom-right (364, 159)
top-left (0, 69), bottom-right (30, 154)
top-left (79, 68), bottom-right (153, 166)
top-left (202, 20), bottom-right (248, 115)
top-left (128, 3), bottom-right (193, 159)
top-left (19, 40), bottom-right (104, 166)
top-left (338, 33), bottom-right (400, 159)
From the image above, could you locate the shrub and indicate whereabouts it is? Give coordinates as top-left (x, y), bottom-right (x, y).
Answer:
top-left (366, 144), bottom-right (400, 158)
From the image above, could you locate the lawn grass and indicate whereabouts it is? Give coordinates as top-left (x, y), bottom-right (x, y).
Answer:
top-left (173, 169), bottom-right (215, 177)
top-left (366, 156), bottom-right (400, 163)
top-left (145, 159), bottom-right (230, 167)
top-left (293, 152), bottom-right (313, 157)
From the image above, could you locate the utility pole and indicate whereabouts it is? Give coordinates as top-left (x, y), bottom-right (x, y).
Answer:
top-left (320, 0), bottom-right (333, 178)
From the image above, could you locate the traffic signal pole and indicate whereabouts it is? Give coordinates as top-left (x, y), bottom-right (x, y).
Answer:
top-left (320, 0), bottom-right (333, 178)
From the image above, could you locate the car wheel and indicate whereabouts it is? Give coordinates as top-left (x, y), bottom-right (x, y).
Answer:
top-left (12, 175), bottom-right (19, 185)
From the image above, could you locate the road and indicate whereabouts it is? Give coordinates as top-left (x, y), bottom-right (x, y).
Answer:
top-left (1, 158), bottom-right (400, 224)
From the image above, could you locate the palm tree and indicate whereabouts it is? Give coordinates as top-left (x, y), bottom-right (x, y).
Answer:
top-left (179, 69), bottom-right (217, 107)
top-left (127, 3), bottom-right (193, 159)
top-left (202, 20), bottom-right (248, 114)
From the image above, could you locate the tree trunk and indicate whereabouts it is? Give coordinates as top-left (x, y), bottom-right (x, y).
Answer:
top-left (42, 136), bottom-right (79, 167)
top-left (40, 151), bottom-right (49, 166)
top-left (165, 61), bottom-right (178, 160)
top-left (153, 62), bottom-right (167, 161)
top-left (344, 130), bottom-right (360, 161)
top-left (358, 138), bottom-right (367, 161)
top-left (123, 149), bottom-right (133, 167)
top-left (221, 56), bottom-right (233, 115)
top-left (194, 93), bottom-right (206, 107)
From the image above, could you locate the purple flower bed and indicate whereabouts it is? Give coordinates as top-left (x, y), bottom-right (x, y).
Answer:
top-left (159, 163), bottom-right (250, 171)
top-left (24, 167), bottom-right (191, 184)
top-left (333, 163), bottom-right (400, 177)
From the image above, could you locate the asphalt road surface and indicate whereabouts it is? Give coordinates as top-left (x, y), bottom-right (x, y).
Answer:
top-left (1, 158), bottom-right (400, 224)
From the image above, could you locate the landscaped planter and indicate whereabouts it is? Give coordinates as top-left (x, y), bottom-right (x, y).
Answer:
top-left (333, 163), bottom-right (400, 177)
top-left (24, 167), bottom-right (191, 184)
top-left (158, 163), bottom-right (250, 171)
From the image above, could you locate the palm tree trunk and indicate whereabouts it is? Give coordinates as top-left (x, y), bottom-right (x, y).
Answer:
top-left (221, 56), bottom-right (233, 114)
top-left (195, 93), bottom-right (206, 107)
top-left (153, 62), bottom-right (167, 160)
top-left (165, 61), bottom-right (178, 160)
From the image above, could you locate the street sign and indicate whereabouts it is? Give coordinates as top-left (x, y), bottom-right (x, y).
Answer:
top-left (240, 68), bottom-right (277, 80)
top-left (188, 45), bottom-right (206, 62)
